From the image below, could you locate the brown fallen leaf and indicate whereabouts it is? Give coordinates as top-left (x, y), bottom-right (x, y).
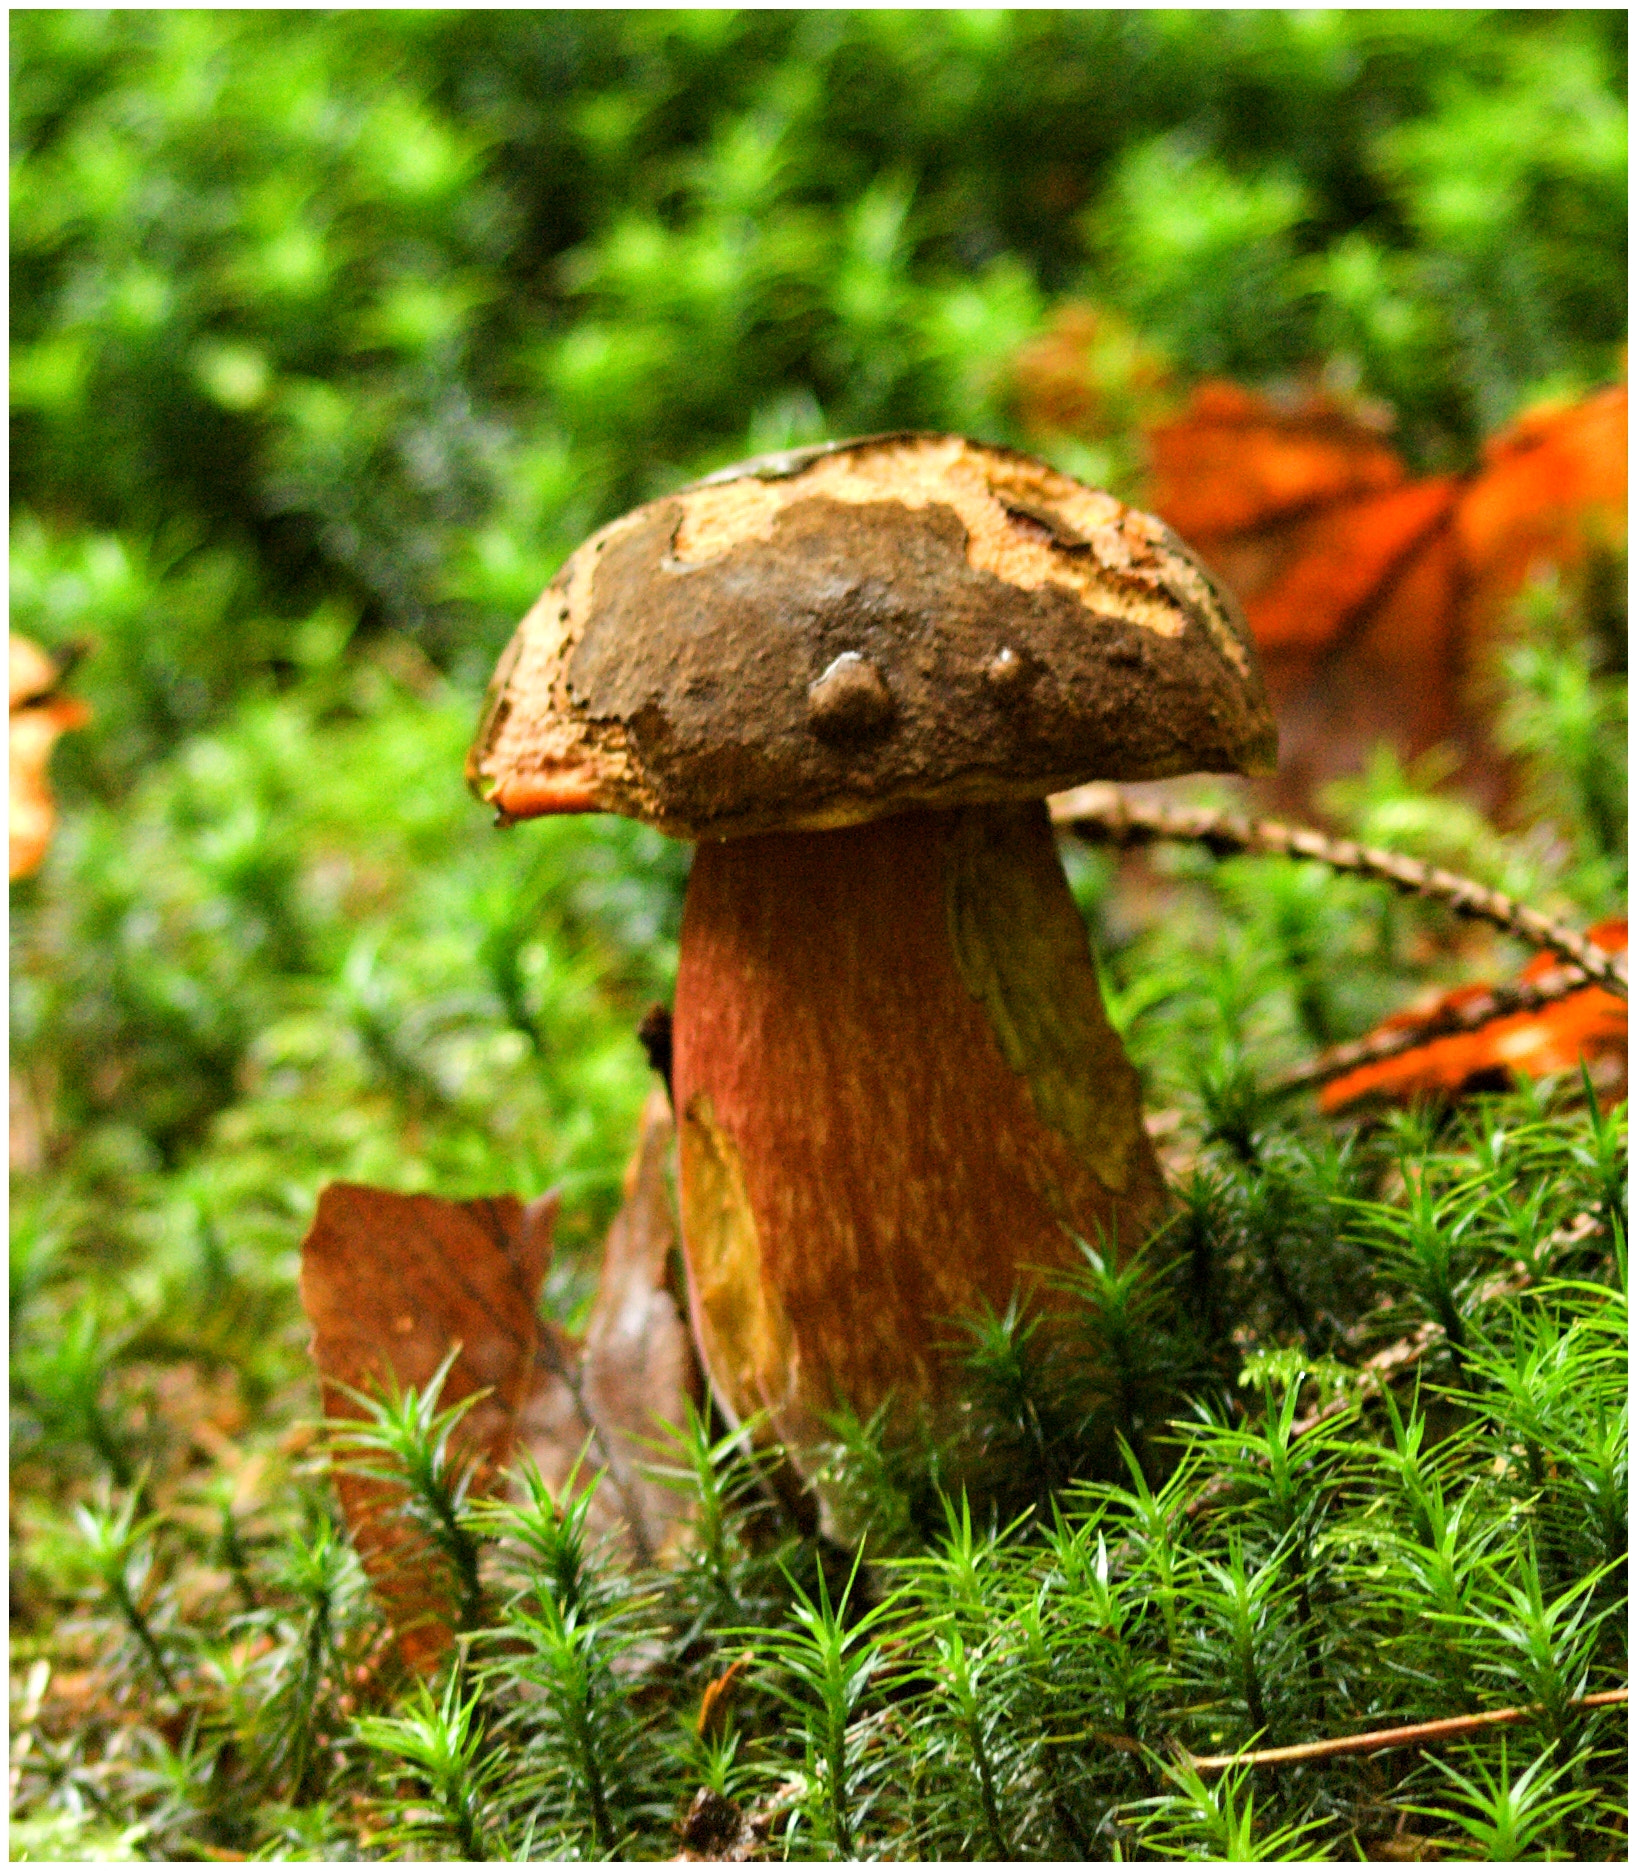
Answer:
top-left (1320, 917), bottom-right (1627, 1113)
top-left (1360, 1834), bottom-right (1444, 1863)
top-left (299, 1084), bottom-right (699, 1671)
top-left (512, 1084), bottom-right (703, 1565)
top-left (300, 1183), bottom-right (559, 1670)
top-left (10, 634), bottom-right (91, 881)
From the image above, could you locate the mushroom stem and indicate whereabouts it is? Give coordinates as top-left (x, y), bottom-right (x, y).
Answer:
top-left (671, 798), bottom-right (1167, 1480)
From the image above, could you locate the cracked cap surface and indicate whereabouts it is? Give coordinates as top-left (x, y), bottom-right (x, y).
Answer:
top-left (467, 433), bottom-right (1277, 840)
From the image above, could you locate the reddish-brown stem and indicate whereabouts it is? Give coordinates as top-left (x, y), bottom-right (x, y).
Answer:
top-left (670, 800), bottom-right (1167, 1483)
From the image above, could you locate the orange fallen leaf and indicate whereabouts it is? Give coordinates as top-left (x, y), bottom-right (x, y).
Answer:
top-left (1143, 380), bottom-right (1627, 806)
top-left (1320, 918), bottom-right (1627, 1112)
top-left (10, 634), bottom-right (91, 880)
top-left (1145, 378), bottom-right (1407, 539)
top-left (299, 1085), bottom-right (699, 1671)
top-left (1455, 386), bottom-right (1630, 634)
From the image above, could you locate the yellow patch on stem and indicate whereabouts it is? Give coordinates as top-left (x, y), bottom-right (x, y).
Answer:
top-left (678, 1093), bottom-right (800, 1434)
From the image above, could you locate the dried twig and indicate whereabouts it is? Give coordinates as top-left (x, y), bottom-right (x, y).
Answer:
top-left (1271, 962), bottom-right (1607, 1097)
top-left (1053, 790), bottom-right (1627, 998)
top-left (1188, 1687), bottom-right (1628, 1773)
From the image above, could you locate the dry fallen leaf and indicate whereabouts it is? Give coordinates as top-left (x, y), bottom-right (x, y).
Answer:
top-left (1143, 380), bottom-right (1627, 806)
top-left (10, 634), bottom-right (91, 880)
top-left (300, 1183), bottom-right (559, 1670)
top-left (1017, 317), bottom-right (1625, 810)
top-left (574, 1082), bottom-right (701, 1558)
top-left (1454, 385), bottom-right (1629, 636)
top-left (1320, 917), bottom-right (1627, 1112)
top-left (299, 1085), bottom-right (699, 1670)
top-left (1145, 378), bottom-right (1407, 538)
top-left (511, 1084), bottom-right (702, 1565)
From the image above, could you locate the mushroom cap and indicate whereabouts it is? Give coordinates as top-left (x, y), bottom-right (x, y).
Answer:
top-left (467, 433), bottom-right (1277, 841)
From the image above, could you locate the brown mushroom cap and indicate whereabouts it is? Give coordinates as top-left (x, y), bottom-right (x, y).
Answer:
top-left (467, 433), bottom-right (1276, 841)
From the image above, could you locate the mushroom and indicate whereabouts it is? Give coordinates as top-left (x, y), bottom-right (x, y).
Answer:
top-left (468, 433), bottom-right (1275, 1492)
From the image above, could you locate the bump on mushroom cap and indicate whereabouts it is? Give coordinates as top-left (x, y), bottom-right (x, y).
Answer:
top-left (467, 432), bottom-right (1276, 839)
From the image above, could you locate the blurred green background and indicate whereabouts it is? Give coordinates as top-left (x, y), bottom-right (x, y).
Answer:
top-left (10, 7), bottom-right (1626, 1402)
